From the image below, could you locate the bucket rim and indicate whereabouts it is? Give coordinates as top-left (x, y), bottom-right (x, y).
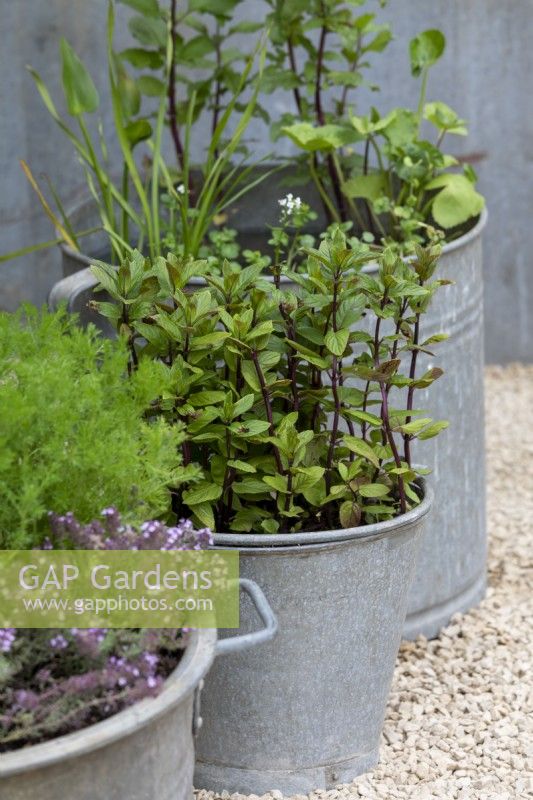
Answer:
top-left (0, 628), bottom-right (217, 778)
top-left (57, 202), bottom-right (488, 282)
top-left (211, 479), bottom-right (432, 550)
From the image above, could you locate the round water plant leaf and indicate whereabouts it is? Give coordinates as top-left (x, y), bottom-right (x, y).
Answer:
top-left (409, 29), bottom-right (446, 77)
top-left (427, 173), bottom-right (485, 229)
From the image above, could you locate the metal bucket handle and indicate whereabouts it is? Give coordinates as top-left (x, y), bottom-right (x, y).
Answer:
top-left (216, 578), bottom-right (278, 656)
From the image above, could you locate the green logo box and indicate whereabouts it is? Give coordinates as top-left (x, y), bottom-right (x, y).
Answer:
top-left (0, 550), bottom-right (239, 629)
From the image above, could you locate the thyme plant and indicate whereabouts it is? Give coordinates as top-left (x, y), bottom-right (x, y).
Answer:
top-left (91, 231), bottom-right (448, 534)
top-left (0, 511), bottom-right (212, 752)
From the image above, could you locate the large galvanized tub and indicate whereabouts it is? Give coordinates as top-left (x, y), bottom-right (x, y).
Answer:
top-left (49, 196), bottom-right (487, 641)
top-left (399, 210), bottom-right (488, 638)
top-left (0, 580), bottom-right (277, 800)
top-left (194, 482), bottom-right (432, 795)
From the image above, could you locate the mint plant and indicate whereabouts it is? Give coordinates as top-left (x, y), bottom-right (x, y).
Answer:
top-left (91, 232), bottom-right (448, 534)
top-left (0, 307), bottom-right (197, 548)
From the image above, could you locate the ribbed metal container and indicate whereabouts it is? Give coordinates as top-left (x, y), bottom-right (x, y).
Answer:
top-left (194, 482), bottom-right (432, 795)
top-left (0, 579), bottom-right (278, 800)
top-left (0, 629), bottom-right (217, 800)
top-left (400, 210), bottom-right (488, 638)
top-left (50, 199), bottom-right (487, 640)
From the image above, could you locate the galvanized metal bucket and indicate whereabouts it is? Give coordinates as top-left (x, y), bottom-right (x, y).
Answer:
top-left (194, 483), bottom-right (432, 795)
top-left (49, 201), bottom-right (487, 641)
top-left (0, 581), bottom-right (277, 800)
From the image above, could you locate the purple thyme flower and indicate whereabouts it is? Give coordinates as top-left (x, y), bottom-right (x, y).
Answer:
top-left (50, 634), bottom-right (68, 651)
top-left (0, 628), bottom-right (16, 653)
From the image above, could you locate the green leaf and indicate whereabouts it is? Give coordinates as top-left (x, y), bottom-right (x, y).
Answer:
top-left (124, 119), bottom-right (152, 146)
top-left (113, 55), bottom-right (141, 118)
top-left (128, 15), bottom-right (167, 47)
top-left (118, 0), bottom-right (160, 16)
top-left (345, 410), bottom-right (382, 426)
top-left (358, 483), bottom-right (391, 498)
top-left (188, 0), bottom-right (241, 15)
top-left (399, 418), bottom-right (433, 435)
top-left (418, 420), bottom-right (449, 440)
top-left (426, 173), bottom-right (485, 229)
top-left (182, 482), bottom-right (223, 505)
top-left (343, 173), bottom-right (388, 201)
top-left (60, 38), bottom-right (99, 115)
top-left (381, 109), bottom-right (418, 147)
top-left (293, 466), bottom-right (325, 492)
top-left (411, 367), bottom-right (444, 388)
top-left (230, 420), bottom-right (271, 437)
top-left (230, 21), bottom-right (265, 34)
top-left (227, 459), bottom-right (257, 473)
top-left (190, 502), bottom-right (215, 530)
top-left (232, 394), bottom-right (255, 418)
top-left (424, 102), bottom-right (467, 136)
top-left (287, 341), bottom-right (329, 369)
top-left (241, 361), bottom-right (261, 392)
top-left (188, 391), bottom-right (227, 406)
top-left (263, 475), bottom-right (289, 493)
top-left (137, 75), bottom-right (166, 96)
top-left (282, 122), bottom-right (359, 153)
top-left (177, 35), bottom-right (215, 62)
top-left (339, 501), bottom-right (362, 528)
top-left (120, 48), bottom-right (164, 69)
top-left (409, 29), bottom-right (446, 77)
top-left (325, 329), bottom-right (350, 356)
top-left (327, 71), bottom-right (362, 88)
top-left (190, 332), bottom-right (229, 350)
top-left (362, 504), bottom-right (395, 517)
top-left (262, 518), bottom-right (280, 534)
top-left (344, 437), bottom-right (380, 468)
top-left (232, 478), bottom-right (270, 495)
top-left (90, 262), bottom-right (119, 297)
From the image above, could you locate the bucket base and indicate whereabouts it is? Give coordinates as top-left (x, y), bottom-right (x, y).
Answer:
top-left (403, 571), bottom-right (486, 641)
top-left (194, 749), bottom-right (379, 795)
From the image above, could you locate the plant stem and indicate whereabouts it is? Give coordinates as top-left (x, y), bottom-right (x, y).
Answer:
top-left (379, 379), bottom-right (406, 514)
top-left (360, 380), bottom-right (371, 441)
top-left (314, 9), bottom-right (347, 221)
top-left (332, 152), bottom-right (365, 230)
top-left (212, 23), bottom-right (222, 153)
top-left (373, 295), bottom-right (406, 514)
top-left (325, 270), bottom-right (341, 496)
top-left (386, 299), bottom-right (408, 399)
top-left (287, 39), bottom-right (303, 115)
top-left (282, 314), bottom-right (300, 412)
top-left (168, 0), bottom-right (185, 171)
top-left (404, 309), bottom-right (421, 466)
top-left (417, 66), bottom-right (429, 130)
top-left (314, 17), bottom-right (327, 126)
top-left (251, 350), bottom-right (284, 475)
top-left (339, 32), bottom-right (362, 115)
top-left (309, 155), bottom-right (340, 223)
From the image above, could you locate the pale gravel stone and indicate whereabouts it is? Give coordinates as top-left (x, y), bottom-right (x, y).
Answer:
top-left (194, 366), bottom-right (533, 800)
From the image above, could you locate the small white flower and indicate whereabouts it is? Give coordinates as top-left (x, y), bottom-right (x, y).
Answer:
top-left (278, 193), bottom-right (303, 218)
top-left (176, 184), bottom-right (186, 195)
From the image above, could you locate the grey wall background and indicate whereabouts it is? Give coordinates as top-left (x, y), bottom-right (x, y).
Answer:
top-left (1, 0), bottom-right (532, 363)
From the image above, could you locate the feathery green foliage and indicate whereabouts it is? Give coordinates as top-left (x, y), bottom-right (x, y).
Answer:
top-left (0, 307), bottom-right (195, 548)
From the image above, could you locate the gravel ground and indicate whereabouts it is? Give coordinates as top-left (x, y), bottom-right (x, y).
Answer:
top-left (196, 365), bottom-right (533, 800)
